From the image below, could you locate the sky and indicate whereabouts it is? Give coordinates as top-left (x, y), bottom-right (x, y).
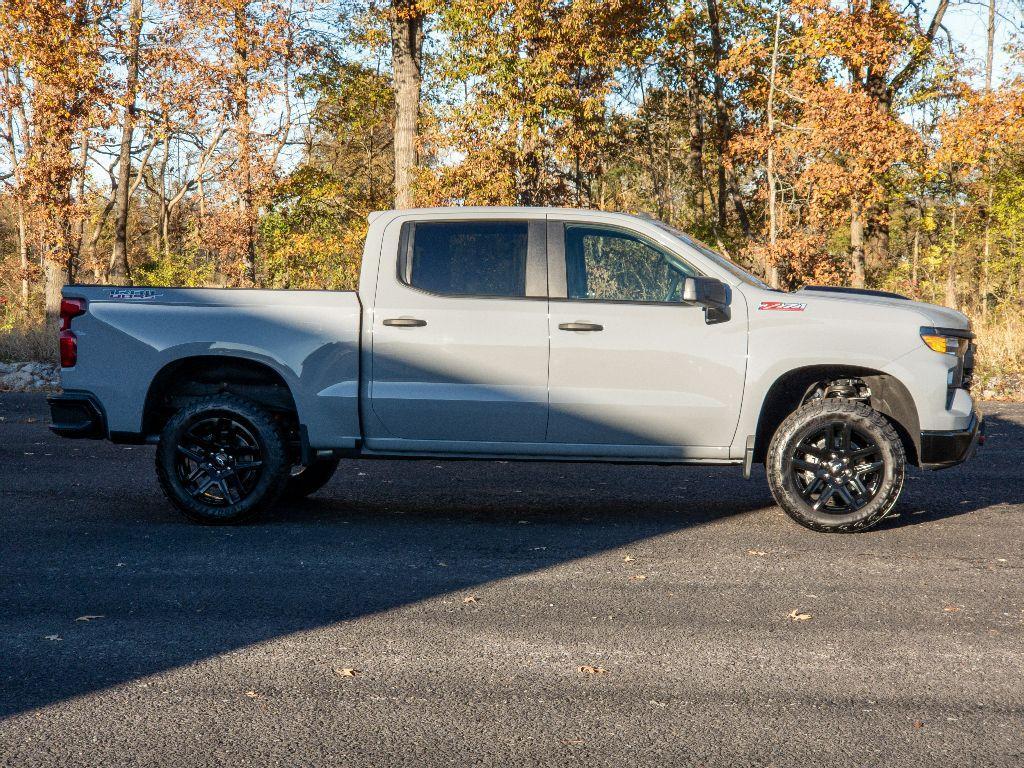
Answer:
top-left (942, 0), bottom-right (1021, 84)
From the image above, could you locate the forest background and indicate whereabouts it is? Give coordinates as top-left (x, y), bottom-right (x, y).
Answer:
top-left (1, 0), bottom-right (1023, 393)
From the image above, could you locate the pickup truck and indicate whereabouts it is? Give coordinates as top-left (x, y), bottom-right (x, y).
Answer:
top-left (49, 207), bottom-right (983, 532)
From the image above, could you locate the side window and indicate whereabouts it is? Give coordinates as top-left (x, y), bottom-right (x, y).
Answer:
top-left (404, 221), bottom-right (528, 298)
top-left (564, 224), bottom-right (696, 303)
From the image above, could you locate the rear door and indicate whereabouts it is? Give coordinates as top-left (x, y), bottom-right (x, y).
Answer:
top-left (364, 214), bottom-right (550, 449)
top-left (545, 216), bottom-right (747, 457)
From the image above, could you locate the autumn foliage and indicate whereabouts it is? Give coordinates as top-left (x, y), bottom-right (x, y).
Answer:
top-left (1, 0), bottom-right (1023, 380)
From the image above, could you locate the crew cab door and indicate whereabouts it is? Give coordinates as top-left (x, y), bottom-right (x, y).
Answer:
top-left (545, 216), bottom-right (747, 457)
top-left (364, 214), bottom-right (549, 449)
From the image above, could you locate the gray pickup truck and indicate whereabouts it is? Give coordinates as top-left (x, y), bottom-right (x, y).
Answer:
top-left (49, 207), bottom-right (983, 532)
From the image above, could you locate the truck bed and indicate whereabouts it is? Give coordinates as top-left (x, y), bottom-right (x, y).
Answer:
top-left (60, 286), bottom-right (363, 449)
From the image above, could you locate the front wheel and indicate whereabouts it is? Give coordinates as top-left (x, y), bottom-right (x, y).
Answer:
top-left (767, 399), bottom-right (906, 533)
top-left (155, 395), bottom-right (290, 524)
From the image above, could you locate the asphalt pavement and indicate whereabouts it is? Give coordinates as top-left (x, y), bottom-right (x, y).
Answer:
top-left (1, 393), bottom-right (1021, 767)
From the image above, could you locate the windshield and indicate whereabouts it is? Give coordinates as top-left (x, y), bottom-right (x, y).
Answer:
top-left (653, 221), bottom-right (774, 290)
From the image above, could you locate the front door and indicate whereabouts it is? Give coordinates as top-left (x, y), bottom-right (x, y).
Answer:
top-left (546, 219), bottom-right (747, 455)
top-left (365, 216), bottom-right (550, 449)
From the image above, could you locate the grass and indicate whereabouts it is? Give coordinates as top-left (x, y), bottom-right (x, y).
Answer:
top-left (0, 322), bottom-right (57, 364)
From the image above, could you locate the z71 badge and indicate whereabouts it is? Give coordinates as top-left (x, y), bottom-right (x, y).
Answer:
top-left (109, 289), bottom-right (163, 300)
top-left (758, 301), bottom-right (806, 312)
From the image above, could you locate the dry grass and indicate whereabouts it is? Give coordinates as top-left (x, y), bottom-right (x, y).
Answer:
top-left (972, 311), bottom-right (1024, 377)
top-left (0, 322), bottom-right (57, 364)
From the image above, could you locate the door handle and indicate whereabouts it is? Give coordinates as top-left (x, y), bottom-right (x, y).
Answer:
top-left (558, 322), bottom-right (604, 332)
top-left (383, 317), bottom-right (427, 327)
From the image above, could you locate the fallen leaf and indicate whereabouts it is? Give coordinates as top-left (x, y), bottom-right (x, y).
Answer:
top-left (562, 738), bottom-right (585, 745)
top-left (334, 667), bottom-right (361, 678)
top-left (578, 665), bottom-right (607, 675)
top-left (943, 605), bottom-right (960, 613)
top-left (747, 549), bottom-right (768, 556)
top-left (622, 555), bottom-right (635, 563)
top-left (629, 574), bottom-right (647, 581)
top-left (462, 595), bottom-right (479, 604)
top-left (75, 615), bottom-right (105, 622)
top-left (913, 720), bottom-right (924, 729)
top-left (244, 690), bottom-right (262, 699)
top-left (788, 609), bottom-right (812, 622)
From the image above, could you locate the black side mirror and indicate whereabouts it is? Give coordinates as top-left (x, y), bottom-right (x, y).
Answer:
top-left (682, 276), bottom-right (730, 324)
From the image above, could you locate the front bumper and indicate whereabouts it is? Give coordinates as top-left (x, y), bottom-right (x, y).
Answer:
top-left (919, 410), bottom-right (984, 470)
top-left (47, 392), bottom-right (106, 439)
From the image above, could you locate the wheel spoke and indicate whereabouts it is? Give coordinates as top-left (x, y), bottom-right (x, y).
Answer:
top-left (792, 459), bottom-right (820, 473)
top-left (177, 444), bottom-right (204, 463)
top-left (833, 483), bottom-right (855, 507)
top-left (855, 461), bottom-right (884, 477)
top-left (234, 459), bottom-right (263, 470)
top-left (188, 476), bottom-right (216, 499)
top-left (812, 486), bottom-right (835, 511)
top-left (799, 476), bottom-right (825, 499)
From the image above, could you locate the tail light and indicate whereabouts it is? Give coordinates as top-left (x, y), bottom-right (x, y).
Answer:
top-left (59, 297), bottom-right (87, 368)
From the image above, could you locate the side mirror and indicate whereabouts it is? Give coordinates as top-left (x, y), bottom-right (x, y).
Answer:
top-left (682, 276), bottom-right (728, 307)
top-left (682, 276), bottom-right (730, 324)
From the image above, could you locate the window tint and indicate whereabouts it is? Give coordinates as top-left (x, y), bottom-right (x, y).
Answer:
top-left (407, 221), bottom-right (528, 297)
top-left (564, 225), bottom-right (697, 303)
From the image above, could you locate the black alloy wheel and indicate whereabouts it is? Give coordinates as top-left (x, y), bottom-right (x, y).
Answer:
top-left (174, 415), bottom-right (265, 506)
top-left (156, 395), bottom-right (290, 524)
top-left (789, 421), bottom-right (884, 513)
top-left (767, 399), bottom-right (906, 533)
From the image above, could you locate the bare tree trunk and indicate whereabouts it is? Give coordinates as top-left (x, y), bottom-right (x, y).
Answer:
top-left (980, 0), bottom-right (996, 319)
top-left (945, 202), bottom-right (958, 309)
top-left (390, 0), bottom-right (424, 209)
top-left (110, 0), bottom-right (143, 283)
top-left (684, 16), bottom-right (705, 220)
top-left (911, 227), bottom-right (919, 298)
top-left (850, 198), bottom-right (866, 288)
top-left (233, 5), bottom-right (257, 284)
top-left (16, 199), bottom-right (29, 306)
top-left (765, 1), bottom-right (783, 289)
top-left (43, 257), bottom-right (64, 323)
top-left (706, 0), bottom-right (728, 230)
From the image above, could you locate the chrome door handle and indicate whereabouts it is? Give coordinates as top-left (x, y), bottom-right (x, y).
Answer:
top-left (558, 322), bottom-right (604, 332)
top-left (383, 317), bottom-right (427, 327)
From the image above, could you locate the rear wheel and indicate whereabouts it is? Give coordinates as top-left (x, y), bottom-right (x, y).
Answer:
top-left (767, 399), bottom-right (905, 533)
top-left (155, 395), bottom-right (289, 524)
top-left (283, 458), bottom-right (340, 500)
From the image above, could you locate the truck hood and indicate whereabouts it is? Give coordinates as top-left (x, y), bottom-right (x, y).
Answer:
top-left (791, 288), bottom-right (970, 330)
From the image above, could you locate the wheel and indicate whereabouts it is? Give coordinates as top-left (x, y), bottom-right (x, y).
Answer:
top-left (767, 399), bottom-right (905, 533)
top-left (283, 458), bottom-right (340, 500)
top-left (155, 395), bottom-right (290, 524)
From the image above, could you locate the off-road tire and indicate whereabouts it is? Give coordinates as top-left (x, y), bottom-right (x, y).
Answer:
top-left (767, 399), bottom-right (905, 533)
top-left (156, 395), bottom-right (289, 525)
top-left (283, 458), bottom-right (340, 500)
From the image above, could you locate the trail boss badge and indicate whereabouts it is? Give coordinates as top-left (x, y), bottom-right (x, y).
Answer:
top-left (758, 301), bottom-right (806, 312)
top-left (109, 289), bottom-right (163, 300)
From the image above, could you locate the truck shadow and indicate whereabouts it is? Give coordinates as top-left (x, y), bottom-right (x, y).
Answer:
top-left (0, 402), bottom-right (772, 719)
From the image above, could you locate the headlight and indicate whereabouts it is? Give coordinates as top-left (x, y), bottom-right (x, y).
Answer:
top-left (920, 327), bottom-right (971, 356)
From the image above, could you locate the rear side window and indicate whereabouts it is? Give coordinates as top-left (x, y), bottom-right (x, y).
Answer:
top-left (403, 221), bottom-right (528, 298)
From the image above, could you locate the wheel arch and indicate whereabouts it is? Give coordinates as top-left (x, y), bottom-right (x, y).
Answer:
top-left (753, 365), bottom-right (921, 466)
top-left (142, 354), bottom-right (300, 439)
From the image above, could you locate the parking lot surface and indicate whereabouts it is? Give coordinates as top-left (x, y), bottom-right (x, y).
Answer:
top-left (1, 393), bottom-right (1022, 767)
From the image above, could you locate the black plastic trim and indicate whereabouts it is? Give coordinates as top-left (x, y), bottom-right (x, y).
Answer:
top-left (920, 326), bottom-right (976, 340)
top-left (48, 392), bottom-right (106, 439)
top-left (919, 412), bottom-right (983, 470)
top-left (803, 285), bottom-right (909, 300)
